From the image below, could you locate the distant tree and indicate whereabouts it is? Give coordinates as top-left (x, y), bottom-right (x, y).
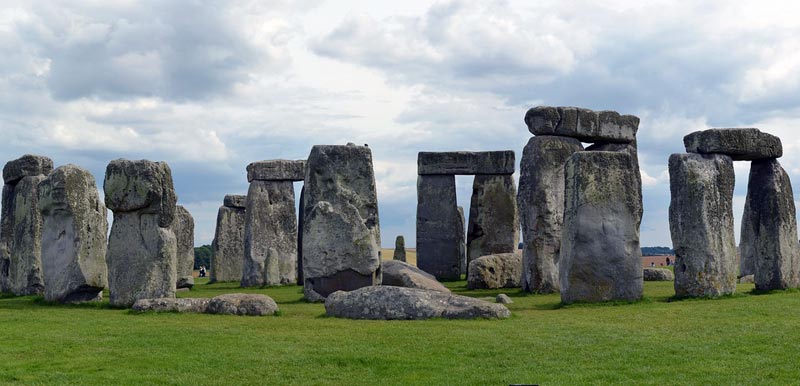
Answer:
top-left (194, 245), bottom-right (213, 270)
top-left (641, 246), bottom-right (674, 256)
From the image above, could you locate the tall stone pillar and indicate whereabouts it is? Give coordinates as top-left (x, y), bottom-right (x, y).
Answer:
top-left (211, 195), bottom-right (246, 283)
top-left (416, 175), bottom-right (460, 280)
top-left (466, 174), bottom-right (519, 275)
top-left (172, 205), bottom-right (195, 289)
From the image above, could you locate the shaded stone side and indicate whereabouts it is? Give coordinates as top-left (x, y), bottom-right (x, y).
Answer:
top-left (668, 153), bottom-right (737, 298)
top-left (6, 175), bottom-right (47, 295)
top-left (243, 180), bottom-right (297, 287)
top-left (416, 175), bottom-right (461, 280)
top-left (172, 205), bottom-right (195, 289)
top-left (457, 206), bottom-right (466, 276)
top-left (297, 186), bottom-right (304, 285)
top-left (211, 205), bottom-right (245, 283)
top-left (466, 174), bottom-right (519, 276)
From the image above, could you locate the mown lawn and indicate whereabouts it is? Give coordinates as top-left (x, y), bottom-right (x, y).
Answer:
top-left (1, 279), bottom-right (798, 385)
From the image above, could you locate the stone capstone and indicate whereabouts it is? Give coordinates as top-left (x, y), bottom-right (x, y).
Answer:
top-left (416, 174), bottom-right (461, 280)
top-left (211, 200), bottom-right (246, 283)
top-left (132, 298), bottom-right (210, 313)
top-left (417, 151), bottom-right (515, 175)
top-left (223, 194), bottom-right (247, 209)
top-left (466, 175), bottom-right (519, 275)
top-left (393, 235), bottom-right (406, 262)
top-left (525, 106), bottom-right (639, 143)
top-left (324, 286), bottom-right (510, 320)
top-left (242, 180), bottom-right (297, 287)
top-left (207, 293), bottom-right (279, 316)
top-left (382, 260), bottom-right (450, 293)
top-left (103, 159), bottom-right (177, 228)
top-left (3, 154), bottom-right (53, 185)
top-left (683, 128), bottom-right (782, 161)
top-left (171, 205), bottom-right (195, 289)
top-left (467, 252), bottom-right (522, 290)
top-left (246, 159), bottom-right (306, 182)
top-left (643, 268), bottom-right (674, 281)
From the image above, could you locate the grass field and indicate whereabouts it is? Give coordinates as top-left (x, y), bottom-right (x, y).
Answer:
top-left (1, 278), bottom-right (799, 385)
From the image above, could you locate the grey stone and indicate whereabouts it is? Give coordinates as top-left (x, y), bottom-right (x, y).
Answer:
top-left (417, 151), bottom-right (515, 175)
top-left (132, 298), bottom-right (210, 313)
top-left (466, 174), bottom-right (519, 275)
top-left (496, 294), bottom-right (513, 304)
top-left (739, 274), bottom-right (754, 284)
top-left (467, 252), bottom-right (522, 290)
top-left (38, 165), bottom-right (108, 303)
top-left (560, 151), bottom-right (643, 303)
top-left (2, 154), bottom-right (53, 185)
top-left (246, 159), bottom-right (306, 182)
top-left (242, 180), bottom-right (297, 287)
top-left (103, 159), bottom-right (177, 228)
top-left (518, 136), bottom-right (583, 294)
top-left (643, 268), bottom-right (674, 281)
top-left (324, 286), bottom-right (510, 320)
top-left (393, 235), bottom-right (406, 262)
top-left (211, 202), bottom-right (245, 283)
top-left (669, 153), bottom-right (737, 297)
top-left (683, 128), bottom-right (782, 161)
top-left (171, 205), bottom-right (195, 289)
top-left (457, 206), bottom-right (466, 275)
top-left (382, 260), bottom-right (450, 293)
top-left (207, 293), bottom-right (279, 316)
top-left (4, 175), bottom-right (47, 295)
top-left (740, 159), bottom-right (800, 290)
top-left (297, 186), bottom-right (305, 285)
top-left (223, 194), bottom-right (247, 209)
top-left (416, 175), bottom-right (461, 280)
top-left (302, 144), bottom-right (381, 301)
top-left (525, 106), bottom-right (639, 143)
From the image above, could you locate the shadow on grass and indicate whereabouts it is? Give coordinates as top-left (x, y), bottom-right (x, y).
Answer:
top-left (666, 292), bottom-right (749, 303)
top-left (749, 287), bottom-right (800, 296)
top-left (32, 296), bottom-right (126, 310)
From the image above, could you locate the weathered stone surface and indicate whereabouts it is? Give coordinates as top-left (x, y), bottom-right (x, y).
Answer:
top-left (302, 144), bottom-right (381, 301)
top-left (643, 268), bottom-right (674, 281)
top-left (4, 175), bottom-right (47, 295)
top-left (223, 194), bottom-right (247, 209)
top-left (324, 286), bottom-right (510, 320)
top-left (416, 175), bottom-right (461, 280)
top-left (132, 298), bottom-right (210, 313)
top-left (246, 159), bottom-right (306, 182)
top-left (560, 151), bottom-right (643, 303)
top-left (684, 128), bottom-right (782, 161)
top-left (104, 159), bottom-right (177, 228)
top-left (466, 174), bottom-right (519, 275)
top-left (0, 185), bottom-right (13, 291)
top-left (525, 106), bottom-right (639, 143)
top-left (38, 165), bottom-right (108, 303)
top-left (382, 260), bottom-right (450, 293)
top-left (739, 274), bottom-right (754, 284)
top-left (467, 252), bottom-right (522, 290)
top-left (242, 180), bottom-right (297, 287)
top-left (211, 202), bottom-right (245, 283)
top-left (669, 153), bottom-right (737, 297)
top-left (457, 206), bottom-right (466, 275)
top-left (417, 151), bottom-right (515, 175)
top-left (171, 205), bottom-right (195, 289)
top-left (496, 294), bottom-right (513, 304)
top-left (2, 154), bottom-right (53, 185)
top-left (207, 293), bottom-right (278, 316)
top-left (740, 159), bottom-right (800, 290)
top-left (518, 136), bottom-right (583, 294)
top-left (297, 186), bottom-right (305, 285)
top-left (393, 235), bottom-right (406, 262)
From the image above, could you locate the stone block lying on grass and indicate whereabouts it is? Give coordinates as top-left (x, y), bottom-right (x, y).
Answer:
top-left (132, 298), bottom-right (211, 313)
top-left (467, 252), bottom-right (522, 289)
top-left (643, 268), bottom-right (674, 281)
top-left (382, 260), bottom-right (450, 293)
top-left (324, 286), bottom-right (510, 320)
top-left (132, 294), bottom-right (278, 316)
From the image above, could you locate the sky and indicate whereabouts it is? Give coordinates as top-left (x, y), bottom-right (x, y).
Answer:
top-left (3, 0), bottom-right (800, 248)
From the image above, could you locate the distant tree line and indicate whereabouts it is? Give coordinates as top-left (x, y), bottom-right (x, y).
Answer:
top-left (194, 245), bottom-right (212, 269)
top-left (641, 246), bottom-right (674, 256)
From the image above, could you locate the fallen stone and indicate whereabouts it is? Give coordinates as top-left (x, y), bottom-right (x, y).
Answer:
top-left (669, 153), bottom-right (737, 297)
top-left (223, 194), bottom-right (247, 209)
top-left (382, 260), bottom-right (450, 293)
top-left (416, 174), bottom-right (461, 280)
top-left (103, 159), bottom-right (177, 227)
top-left (496, 294), bottom-right (513, 304)
top-left (393, 235), bottom-right (406, 262)
top-left (525, 106), bottom-right (639, 143)
top-left (324, 286), bottom-right (510, 320)
top-left (38, 165), bottom-right (108, 303)
top-left (246, 159), bottom-right (306, 182)
top-left (243, 180), bottom-right (297, 287)
top-left (417, 151), bottom-right (515, 175)
top-left (207, 293), bottom-right (279, 316)
top-left (739, 274), bottom-right (755, 284)
top-left (172, 205), bottom-right (195, 289)
top-left (467, 252), bottom-right (522, 290)
top-left (560, 151), bottom-right (643, 303)
top-left (211, 199), bottom-right (246, 283)
top-left (466, 175), bottom-right (519, 275)
top-left (132, 298), bottom-right (210, 313)
top-left (643, 268), bottom-right (674, 281)
top-left (2, 154), bottom-right (53, 185)
top-left (518, 136), bottom-right (583, 293)
top-left (683, 128), bottom-right (782, 161)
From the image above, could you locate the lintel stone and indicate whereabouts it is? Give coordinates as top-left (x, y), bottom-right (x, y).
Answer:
top-left (246, 160), bottom-right (306, 182)
top-left (417, 151), bottom-right (515, 175)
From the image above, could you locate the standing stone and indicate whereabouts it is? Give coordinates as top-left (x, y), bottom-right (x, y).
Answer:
top-left (243, 180), bottom-right (297, 287)
top-left (416, 174), bottom-right (461, 280)
top-left (303, 144), bottom-right (381, 301)
top-left (172, 205), bottom-right (195, 289)
top-left (740, 159), bottom-right (800, 290)
top-left (518, 136), bottom-right (583, 293)
top-left (211, 195), bottom-right (246, 283)
top-left (466, 175), bottom-right (519, 276)
top-left (104, 159), bottom-right (177, 307)
top-left (38, 165), bottom-right (108, 302)
top-left (669, 153), bottom-right (737, 297)
top-left (1, 154), bottom-right (52, 295)
top-left (457, 206), bottom-right (466, 276)
top-left (297, 186), bottom-right (305, 285)
top-left (560, 151), bottom-right (643, 303)
top-left (393, 235), bottom-right (406, 262)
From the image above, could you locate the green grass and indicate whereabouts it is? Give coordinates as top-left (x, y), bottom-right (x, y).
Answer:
top-left (1, 279), bottom-right (799, 385)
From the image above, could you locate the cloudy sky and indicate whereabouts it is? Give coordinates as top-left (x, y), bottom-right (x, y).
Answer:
top-left (3, 0), bottom-right (800, 247)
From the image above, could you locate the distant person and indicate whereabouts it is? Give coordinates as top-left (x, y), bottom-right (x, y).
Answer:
top-left (650, 262), bottom-right (655, 267)
top-left (199, 265), bottom-right (207, 278)
top-left (666, 257), bottom-right (671, 266)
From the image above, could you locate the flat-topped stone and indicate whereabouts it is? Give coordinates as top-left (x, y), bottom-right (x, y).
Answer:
top-left (418, 151), bottom-right (515, 175)
top-left (246, 160), bottom-right (306, 182)
top-left (525, 106), bottom-right (639, 143)
top-left (223, 194), bottom-right (247, 208)
top-left (683, 128), bottom-right (782, 160)
top-left (3, 154), bottom-right (53, 185)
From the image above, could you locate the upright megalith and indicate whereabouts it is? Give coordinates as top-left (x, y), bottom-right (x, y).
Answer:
top-left (172, 205), bottom-right (195, 289)
top-left (211, 195), bottom-right (246, 283)
top-left (297, 187), bottom-right (305, 285)
top-left (457, 206), bottom-right (466, 275)
top-left (104, 159), bottom-right (177, 307)
top-left (518, 136), bottom-right (583, 293)
top-left (1, 154), bottom-right (52, 295)
top-left (560, 151), bottom-right (643, 303)
top-left (302, 144), bottom-right (381, 301)
top-left (38, 165), bottom-right (108, 303)
top-left (242, 160), bottom-right (304, 287)
top-left (740, 159), bottom-right (800, 290)
top-left (466, 174), bottom-right (519, 274)
top-left (393, 235), bottom-right (406, 262)
top-left (669, 153), bottom-right (737, 297)
top-left (416, 175), bottom-right (461, 280)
